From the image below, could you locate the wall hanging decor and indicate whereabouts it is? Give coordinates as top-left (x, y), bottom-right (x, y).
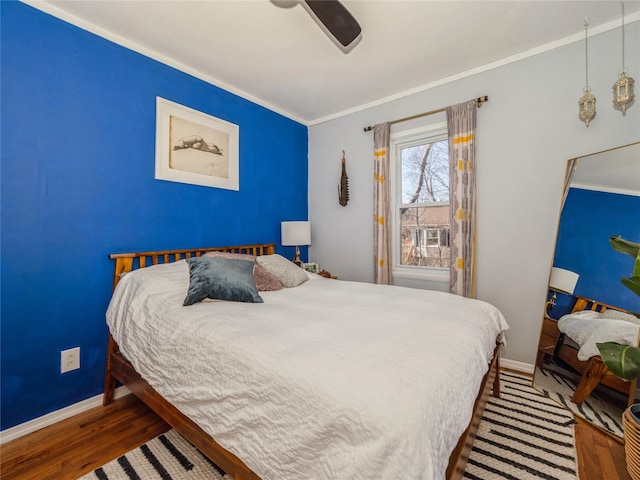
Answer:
top-left (612, 1), bottom-right (635, 113)
top-left (155, 97), bottom-right (239, 190)
top-left (578, 17), bottom-right (596, 127)
top-left (338, 150), bottom-right (350, 206)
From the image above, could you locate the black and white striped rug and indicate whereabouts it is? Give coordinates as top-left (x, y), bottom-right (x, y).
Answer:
top-left (534, 364), bottom-right (626, 438)
top-left (463, 371), bottom-right (577, 480)
top-left (79, 372), bottom-right (577, 480)
top-left (79, 429), bottom-right (226, 480)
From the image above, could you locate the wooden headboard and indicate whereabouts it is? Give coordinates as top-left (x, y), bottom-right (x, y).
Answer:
top-left (109, 243), bottom-right (276, 291)
top-left (570, 294), bottom-right (638, 316)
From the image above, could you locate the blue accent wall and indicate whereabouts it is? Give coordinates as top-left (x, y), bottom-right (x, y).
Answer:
top-left (553, 187), bottom-right (640, 316)
top-left (1, 2), bottom-right (308, 430)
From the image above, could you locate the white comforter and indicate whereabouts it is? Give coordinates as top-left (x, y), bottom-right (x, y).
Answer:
top-left (106, 261), bottom-right (509, 480)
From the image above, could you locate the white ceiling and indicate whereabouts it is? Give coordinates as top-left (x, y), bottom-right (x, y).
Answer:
top-left (27, 0), bottom-right (640, 124)
top-left (572, 142), bottom-right (640, 195)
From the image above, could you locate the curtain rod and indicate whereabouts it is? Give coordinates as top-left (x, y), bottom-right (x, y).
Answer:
top-left (362, 96), bottom-right (488, 132)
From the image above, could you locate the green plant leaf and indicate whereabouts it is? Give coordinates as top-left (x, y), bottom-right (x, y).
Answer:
top-left (596, 342), bottom-right (640, 381)
top-left (599, 237), bottom-right (640, 382)
top-left (610, 235), bottom-right (640, 259)
top-left (610, 235), bottom-right (640, 298)
top-left (622, 276), bottom-right (640, 297)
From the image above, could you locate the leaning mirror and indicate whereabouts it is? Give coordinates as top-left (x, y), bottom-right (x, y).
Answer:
top-left (533, 142), bottom-right (640, 439)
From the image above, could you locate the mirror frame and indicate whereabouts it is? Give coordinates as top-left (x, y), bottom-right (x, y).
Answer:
top-left (532, 141), bottom-right (640, 439)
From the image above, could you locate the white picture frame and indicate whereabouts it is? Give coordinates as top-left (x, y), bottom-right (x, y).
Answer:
top-left (302, 262), bottom-right (320, 274)
top-left (155, 97), bottom-right (239, 190)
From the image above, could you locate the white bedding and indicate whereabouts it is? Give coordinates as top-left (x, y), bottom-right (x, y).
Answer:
top-left (558, 310), bottom-right (640, 361)
top-left (106, 260), bottom-right (509, 480)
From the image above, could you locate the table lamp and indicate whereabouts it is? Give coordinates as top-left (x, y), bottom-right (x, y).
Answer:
top-left (547, 267), bottom-right (579, 310)
top-left (281, 221), bottom-right (311, 265)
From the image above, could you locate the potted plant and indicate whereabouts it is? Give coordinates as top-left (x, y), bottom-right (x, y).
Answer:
top-left (596, 235), bottom-right (640, 480)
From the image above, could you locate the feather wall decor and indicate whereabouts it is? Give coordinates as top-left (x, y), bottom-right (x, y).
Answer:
top-left (338, 150), bottom-right (349, 206)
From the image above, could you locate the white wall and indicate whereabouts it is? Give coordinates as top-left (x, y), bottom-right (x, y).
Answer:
top-left (308, 22), bottom-right (640, 365)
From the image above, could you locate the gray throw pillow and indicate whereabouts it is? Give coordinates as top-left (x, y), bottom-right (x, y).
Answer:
top-left (184, 257), bottom-right (263, 305)
top-left (203, 251), bottom-right (283, 291)
top-left (255, 254), bottom-right (308, 288)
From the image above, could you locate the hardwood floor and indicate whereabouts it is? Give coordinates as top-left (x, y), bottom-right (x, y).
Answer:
top-left (574, 416), bottom-right (631, 480)
top-left (0, 393), bottom-right (631, 480)
top-left (0, 395), bottom-right (170, 480)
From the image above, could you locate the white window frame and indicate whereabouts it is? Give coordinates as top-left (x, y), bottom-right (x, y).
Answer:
top-left (390, 123), bottom-right (450, 285)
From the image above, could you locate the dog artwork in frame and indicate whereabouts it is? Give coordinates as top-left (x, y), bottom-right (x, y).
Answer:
top-left (155, 97), bottom-right (239, 190)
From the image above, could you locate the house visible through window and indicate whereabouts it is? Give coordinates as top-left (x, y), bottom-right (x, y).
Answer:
top-left (392, 125), bottom-right (450, 272)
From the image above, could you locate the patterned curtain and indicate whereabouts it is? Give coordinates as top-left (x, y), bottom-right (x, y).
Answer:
top-left (446, 101), bottom-right (477, 297)
top-left (373, 122), bottom-right (391, 284)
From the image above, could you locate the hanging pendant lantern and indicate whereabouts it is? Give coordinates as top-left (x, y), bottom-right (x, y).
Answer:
top-left (579, 87), bottom-right (597, 126)
top-left (579, 18), bottom-right (596, 126)
top-left (613, 1), bottom-right (635, 113)
top-left (613, 73), bottom-right (635, 113)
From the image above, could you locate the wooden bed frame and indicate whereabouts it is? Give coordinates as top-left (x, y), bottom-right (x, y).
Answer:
top-left (103, 243), bottom-right (502, 480)
top-left (554, 296), bottom-right (639, 407)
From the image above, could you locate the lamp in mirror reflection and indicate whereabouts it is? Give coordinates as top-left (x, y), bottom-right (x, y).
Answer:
top-left (578, 17), bottom-right (596, 126)
top-left (547, 267), bottom-right (579, 310)
top-left (613, 1), bottom-right (635, 113)
top-left (281, 221), bottom-right (311, 265)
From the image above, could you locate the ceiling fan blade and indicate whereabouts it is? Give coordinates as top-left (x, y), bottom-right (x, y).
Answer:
top-left (303, 0), bottom-right (361, 47)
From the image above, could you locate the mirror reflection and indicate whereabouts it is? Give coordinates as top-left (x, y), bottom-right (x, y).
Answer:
top-left (533, 142), bottom-right (640, 438)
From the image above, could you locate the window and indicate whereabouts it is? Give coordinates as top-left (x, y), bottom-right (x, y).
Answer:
top-left (391, 125), bottom-right (450, 275)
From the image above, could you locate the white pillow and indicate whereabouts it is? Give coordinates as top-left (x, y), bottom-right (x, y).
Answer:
top-left (602, 309), bottom-right (640, 325)
top-left (255, 254), bottom-right (308, 288)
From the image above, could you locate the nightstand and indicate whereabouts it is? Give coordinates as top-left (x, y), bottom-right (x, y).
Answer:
top-left (536, 313), bottom-right (561, 367)
top-left (318, 270), bottom-right (337, 279)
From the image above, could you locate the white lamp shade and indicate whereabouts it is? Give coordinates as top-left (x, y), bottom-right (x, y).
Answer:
top-left (281, 221), bottom-right (311, 246)
top-left (549, 267), bottom-right (579, 295)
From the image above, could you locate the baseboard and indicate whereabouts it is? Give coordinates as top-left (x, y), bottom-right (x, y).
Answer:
top-left (500, 357), bottom-right (535, 375)
top-left (0, 386), bottom-right (130, 445)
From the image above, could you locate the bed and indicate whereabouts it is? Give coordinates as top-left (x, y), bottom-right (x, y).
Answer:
top-left (554, 296), bottom-right (640, 406)
top-left (103, 243), bottom-right (509, 480)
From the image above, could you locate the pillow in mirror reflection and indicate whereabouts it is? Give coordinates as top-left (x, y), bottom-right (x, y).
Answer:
top-left (602, 309), bottom-right (640, 325)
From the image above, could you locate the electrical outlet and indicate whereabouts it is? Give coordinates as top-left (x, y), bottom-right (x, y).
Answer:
top-left (60, 347), bottom-right (80, 374)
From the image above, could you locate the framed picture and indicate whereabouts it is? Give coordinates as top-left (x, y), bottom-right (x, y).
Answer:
top-left (302, 262), bottom-right (320, 274)
top-left (155, 97), bottom-right (239, 190)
